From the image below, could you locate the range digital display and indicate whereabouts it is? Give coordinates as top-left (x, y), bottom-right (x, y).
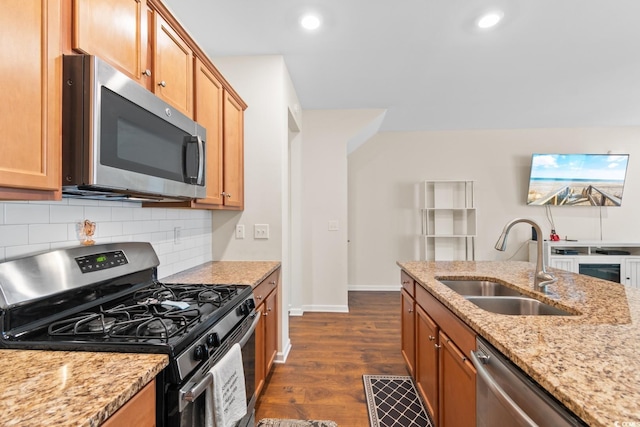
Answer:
top-left (75, 251), bottom-right (128, 273)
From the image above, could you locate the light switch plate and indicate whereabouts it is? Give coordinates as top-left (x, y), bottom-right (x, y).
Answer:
top-left (235, 225), bottom-right (245, 239)
top-left (254, 224), bottom-right (269, 239)
top-left (328, 220), bottom-right (339, 231)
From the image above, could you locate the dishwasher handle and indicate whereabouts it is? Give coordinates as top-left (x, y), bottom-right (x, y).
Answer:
top-left (470, 350), bottom-right (538, 427)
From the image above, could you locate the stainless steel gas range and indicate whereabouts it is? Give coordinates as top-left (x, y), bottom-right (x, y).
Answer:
top-left (0, 242), bottom-right (258, 427)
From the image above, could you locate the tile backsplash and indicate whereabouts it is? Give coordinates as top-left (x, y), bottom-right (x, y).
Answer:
top-left (0, 199), bottom-right (213, 279)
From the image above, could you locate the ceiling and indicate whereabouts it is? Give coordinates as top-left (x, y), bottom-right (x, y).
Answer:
top-left (163, 0), bottom-right (640, 132)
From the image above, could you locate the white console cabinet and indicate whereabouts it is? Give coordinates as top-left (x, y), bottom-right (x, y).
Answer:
top-left (529, 240), bottom-right (640, 288)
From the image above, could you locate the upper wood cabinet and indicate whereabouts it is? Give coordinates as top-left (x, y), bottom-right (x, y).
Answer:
top-left (72, 0), bottom-right (151, 88)
top-left (153, 13), bottom-right (193, 118)
top-left (222, 91), bottom-right (245, 209)
top-left (192, 58), bottom-right (225, 206)
top-left (0, 0), bottom-right (62, 200)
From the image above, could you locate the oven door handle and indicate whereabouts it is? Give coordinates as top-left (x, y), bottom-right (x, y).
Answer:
top-left (239, 312), bottom-right (260, 347)
top-left (180, 312), bottom-right (260, 409)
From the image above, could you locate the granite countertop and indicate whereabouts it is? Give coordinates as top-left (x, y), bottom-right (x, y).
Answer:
top-left (397, 260), bottom-right (640, 427)
top-left (0, 350), bottom-right (167, 427)
top-left (162, 260), bottom-right (281, 287)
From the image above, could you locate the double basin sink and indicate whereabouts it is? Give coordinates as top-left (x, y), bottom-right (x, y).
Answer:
top-left (437, 279), bottom-right (575, 316)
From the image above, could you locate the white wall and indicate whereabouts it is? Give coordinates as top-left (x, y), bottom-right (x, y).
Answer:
top-left (299, 109), bottom-right (386, 312)
top-left (211, 55), bottom-right (300, 361)
top-left (0, 199), bottom-right (212, 279)
top-left (348, 126), bottom-right (640, 288)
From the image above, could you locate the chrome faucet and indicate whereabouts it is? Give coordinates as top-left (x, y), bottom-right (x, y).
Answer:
top-left (495, 218), bottom-right (557, 292)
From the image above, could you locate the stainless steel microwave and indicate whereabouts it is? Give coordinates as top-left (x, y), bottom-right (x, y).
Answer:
top-left (62, 55), bottom-right (206, 202)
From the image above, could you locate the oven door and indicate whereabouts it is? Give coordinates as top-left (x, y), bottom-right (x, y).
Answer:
top-left (174, 313), bottom-right (259, 427)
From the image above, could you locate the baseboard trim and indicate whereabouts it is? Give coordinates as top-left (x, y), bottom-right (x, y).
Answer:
top-left (275, 338), bottom-right (292, 364)
top-left (348, 284), bottom-right (401, 292)
top-left (302, 304), bottom-right (349, 313)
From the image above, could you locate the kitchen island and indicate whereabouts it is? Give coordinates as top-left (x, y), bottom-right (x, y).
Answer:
top-left (398, 260), bottom-right (640, 427)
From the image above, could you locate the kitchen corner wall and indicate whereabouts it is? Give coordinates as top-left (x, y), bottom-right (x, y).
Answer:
top-left (0, 199), bottom-right (212, 279)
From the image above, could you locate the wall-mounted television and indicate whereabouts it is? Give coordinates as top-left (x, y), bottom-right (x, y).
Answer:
top-left (526, 153), bottom-right (630, 206)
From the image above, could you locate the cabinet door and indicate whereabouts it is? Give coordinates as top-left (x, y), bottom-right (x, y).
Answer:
top-left (264, 288), bottom-right (278, 372)
top-left (401, 289), bottom-right (415, 376)
top-left (439, 331), bottom-right (476, 427)
top-left (192, 58), bottom-right (224, 207)
top-left (255, 304), bottom-right (267, 397)
top-left (222, 92), bottom-right (245, 209)
top-left (153, 13), bottom-right (193, 118)
top-left (549, 257), bottom-right (577, 272)
top-left (623, 258), bottom-right (640, 288)
top-left (72, 0), bottom-right (150, 85)
top-left (416, 305), bottom-right (438, 422)
top-left (0, 0), bottom-right (61, 198)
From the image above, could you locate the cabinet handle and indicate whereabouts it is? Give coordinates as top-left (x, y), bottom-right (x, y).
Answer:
top-left (226, 193), bottom-right (231, 198)
top-left (402, 280), bottom-right (409, 285)
top-left (158, 80), bottom-right (166, 87)
top-left (408, 308), bottom-right (413, 313)
top-left (435, 344), bottom-right (441, 349)
top-left (143, 69), bottom-right (151, 77)
top-left (256, 295), bottom-right (263, 300)
top-left (268, 307), bottom-right (272, 312)
top-left (263, 312), bottom-right (268, 317)
top-left (428, 335), bottom-right (435, 341)
top-left (269, 280), bottom-right (276, 285)
top-left (221, 192), bottom-right (231, 198)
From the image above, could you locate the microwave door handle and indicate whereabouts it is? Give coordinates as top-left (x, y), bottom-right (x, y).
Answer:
top-left (184, 136), bottom-right (205, 185)
top-left (196, 135), bottom-right (205, 186)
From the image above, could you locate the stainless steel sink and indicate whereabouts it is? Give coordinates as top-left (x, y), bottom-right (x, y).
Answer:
top-left (464, 296), bottom-right (576, 316)
top-left (438, 279), bottom-right (522, 297)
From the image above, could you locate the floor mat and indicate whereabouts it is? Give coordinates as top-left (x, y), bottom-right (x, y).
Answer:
top-left (362, 375), bottom-right (433, 427)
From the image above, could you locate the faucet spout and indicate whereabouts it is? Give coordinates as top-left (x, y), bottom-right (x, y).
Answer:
top-left (495, 218), bottom-right (556, 292)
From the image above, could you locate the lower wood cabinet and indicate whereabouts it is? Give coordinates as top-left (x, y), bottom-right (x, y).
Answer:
top-left (415, 305), bottom-right (438, 421)
top-left (102, 379), bottom-right (156, 427)
top-left (401, 288), bottom-right (415, 376)
top-left (401, 270), bottom-right (477, 427)
top-left (254, 267), bottom-right (280, 398)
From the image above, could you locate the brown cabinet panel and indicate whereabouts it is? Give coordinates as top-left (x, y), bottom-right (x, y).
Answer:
top-left (401, 288), bottom-right (415, 376)
top-left (72, 0), bottom-right (149, 84)
top-left (439, 331), bottom-right (476, 427)
top-left (254, 267), bottom-right (280, 399)
top-left (416, 305), bottom-right (438, 421)
top-left (102, 379), bottom-right (156, 427)
top-left (0, 0), bottom-right (61, 198)
top-left (153, 13), bottom-right (193, 118)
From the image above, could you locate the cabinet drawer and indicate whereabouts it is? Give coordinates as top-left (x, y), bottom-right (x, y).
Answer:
top-left (401, 271), bottom-right (415, 296)
top-left (254, 269), bottom-right (280, 306)
top-left (416, 285), bottom-right (476, 358)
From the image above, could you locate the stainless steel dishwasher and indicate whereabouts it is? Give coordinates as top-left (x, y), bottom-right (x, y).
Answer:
top-left (470, 337), bottom-right (587, 427)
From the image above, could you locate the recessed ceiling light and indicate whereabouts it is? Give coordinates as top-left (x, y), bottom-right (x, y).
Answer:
top-left (300, 14), bottom-right (321, 30)
top-left (476, 11), bottom-right (503, 29)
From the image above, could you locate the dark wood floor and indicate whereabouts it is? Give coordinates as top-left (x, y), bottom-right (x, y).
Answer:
top-left (255, 291), bottom-right (407, 427)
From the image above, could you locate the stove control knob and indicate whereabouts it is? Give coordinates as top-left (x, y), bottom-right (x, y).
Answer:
top-left (193, 344), bottom-right (208, 361)
top-left (206, 332), bottom-right (220, 348)
top-left (246, 299), bottom-right (256, 310)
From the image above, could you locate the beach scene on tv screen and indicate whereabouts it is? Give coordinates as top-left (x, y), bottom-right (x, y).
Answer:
top-left (527, 154), bottom-right (629, 206)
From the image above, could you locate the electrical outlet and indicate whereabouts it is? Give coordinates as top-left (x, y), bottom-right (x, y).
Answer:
top-left (328, 220), bottom-right (339, 231)
top-left (254, 224), bottom-right (269, 239)
top-left (235, 224), bottom-right (245, 239)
